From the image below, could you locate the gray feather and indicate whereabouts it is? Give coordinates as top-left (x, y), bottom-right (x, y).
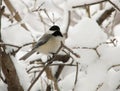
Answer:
top-left (33, 34), bottom-right (52, 50)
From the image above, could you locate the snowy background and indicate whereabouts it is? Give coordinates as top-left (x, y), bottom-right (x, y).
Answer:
top-left (1, 0), bottom-right (120, 91)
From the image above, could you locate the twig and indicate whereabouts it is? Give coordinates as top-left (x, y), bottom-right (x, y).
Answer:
top-left (96, 83), bottom-right (103, 91)
top-left (51, 63), bottom-right (77, 66)
top-left (17, 42), bottom-right (34, 52)
top-left (43, 9), bottom-right (54, 24)
top-left (38, 11), bottom-right (50, 28)
top-left (97, 7), bottom-right (115, 25)
top-left (64, 11), bottom-right (71, 38)
top-left (27, 63), bottom-right (77, 73)
top-left (72, 0), bottom-right (108, 8)
top-left (0, 75), bottom-right (7, 84)
top-left (0, 42), bottom-right (20, 48)
top-left (52, 13), bottom-right (55, 24)
top-left (74, 62), bottom-right (79, 85)
top-left (62, 43), bottom-right (80, 58)
top-left (27, 65), bottom-right (42, 73)
top-left (4, 0), bottom-right (29, 31)
top-left (45, 64), bottom-right (60, 91)
top-left (0, 42), bottom-right (34, 51)
top-left (81, 46), bottom-right (100, 57)
top-left (73, 39), bottom-right (117, 57)
top-left (28, 70), bottom-right (41, 74)
top-left (85, 5), bottom-right (91, 18)
top-left (116, 84), bottom-right (120, 90)
top-left (0, 6), bottom-right (5, 35)
top-left (108, 0), bottom-right (120, 12)
top-left (72, 62), bottom-right (79, 91)
top-left (108, 64), bottom-right (120, 71)
top-left (20, 0), bottom-right (30, 12)
top-left (3, 13), bottom-right (14, 23)
top-left (29, 58), bottom-right (43, 64)
top-left (32, 2), bottom-right (45, 12)
top-left (33, 8), bottom-right (54, 26)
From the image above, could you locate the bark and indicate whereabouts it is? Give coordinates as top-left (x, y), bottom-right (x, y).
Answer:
top-left (0, 5), bottom-right (24, 91)
top-left (97, 7), bottom-right (115, 25)
top-left (1, 52), bottom-right (24, 91)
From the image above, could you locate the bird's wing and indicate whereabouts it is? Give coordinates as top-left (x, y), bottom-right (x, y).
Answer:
top-left (19, 34), bottom-right (52, 60)
top-left (32, 34), bottom-right (52, 50)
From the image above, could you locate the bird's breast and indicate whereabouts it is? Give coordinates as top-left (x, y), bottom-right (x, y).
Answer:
top-left (37, 36), bottom-right (63, 54)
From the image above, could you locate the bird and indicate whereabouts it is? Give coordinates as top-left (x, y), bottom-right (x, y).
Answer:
top-left (19, 25), bottom-right (64, 60)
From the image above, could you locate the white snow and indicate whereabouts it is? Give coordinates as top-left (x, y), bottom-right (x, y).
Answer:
top-left (65, 17), bottom-right (107, 47)
top-left (1, 0), bottom-right (120, 91)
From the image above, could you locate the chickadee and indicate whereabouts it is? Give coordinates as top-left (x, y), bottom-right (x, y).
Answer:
top-left (20, 25), bottom-right (63, 60)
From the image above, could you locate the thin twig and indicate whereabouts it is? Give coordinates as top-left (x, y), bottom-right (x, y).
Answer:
top-left (51, 63), bottom-right (77, 66)
top-left (72, 0), bottom-right (108, 8)
top-left (32, 2), bottom-right (45, 12)
top-left (64, 11), bottom-right (71, 38)
top-left (74, 62), bottom-right (79, 85)
top-left (38, 11), bottom-right (50, 28)
top-left (0, 42), bottom-right (20, 48)
top-left (0, 42), bottom-right (35, 54)
top-left (62, 43), bottom-right (80, 58)
top-left (21, 0), bottom-right (30, 12)
top-left (27, 63), bottom-right (77, 73)
top-left (73, 39), bottom-right (117, 57)
top-left (43, 9), bottom-right (54, 24)
top-left (108, 0), bottom-right (120, 12)
top-left (73, 62), bottom-right (79, 91)
top-left (16, 42), bottom-right (34, 52)
top-left (27, 65), bottom-right (42, 73)
top-left (0, 75), bottom-right (7, 84)
top-left (116, 84), bottom-right (120, 90)
top-left (28, 70), bottom-right (41, 74)
top-left (96, 83), bottom-right (103, 91)
top-left (85, 5), bottom-right (91, 18)
top-left (72, 0), bottom-right (120, 12)
top-left (108, 64), bottom-right (120, 71)
top-left (37, 2), bottom-right (45, 10)
top-left (4, 0), bottom-right (29, 31)
top-left (45, 64), bottom-right (60, 91)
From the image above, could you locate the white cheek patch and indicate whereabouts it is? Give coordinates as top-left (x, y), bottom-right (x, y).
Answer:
top-left (48, 30), bottom-right (56, 34)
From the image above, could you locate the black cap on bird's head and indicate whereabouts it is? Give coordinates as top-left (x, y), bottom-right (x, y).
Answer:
top-left (49, 25), bottom-right (63, 37)
top-left (49, 25), bottom-right (60, 31)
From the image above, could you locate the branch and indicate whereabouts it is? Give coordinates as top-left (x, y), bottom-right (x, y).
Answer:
top-left (97, 7), bottom-right (115, 25)
top-left (0, 42), bottom-right (20, 48)
top-left (72, 62), bottom-right (79, 91)
top-left (45, 65), bottom-right (60, 91)
top-left (108, 64), bottom-right (120, 71)
top-left (63, 11), bottom-right (71, 38)
top-left (72, 0), bottom-right (108, 8)
top-left (0, 42), bottom-right (34, 55)
top-left (32, 2), bottom-right (45, 12)
top-left (4, 0), bottom-right (29, 31)
top-left (1, 49), bottom-right (24, 91)
top-left (96, 83), bottom-right (104, 91)
top-left (73, 39), bottom-right (117, 57)
top-left (108, 0), bottom-right (120, 12)
top-left (28, 63), bottom-right (77, 73)
top-left (62, 43), bottom-right (80, 58)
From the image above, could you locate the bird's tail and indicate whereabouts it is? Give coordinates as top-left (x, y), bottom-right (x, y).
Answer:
top-left (19, 50), bottom-right (36, 60)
